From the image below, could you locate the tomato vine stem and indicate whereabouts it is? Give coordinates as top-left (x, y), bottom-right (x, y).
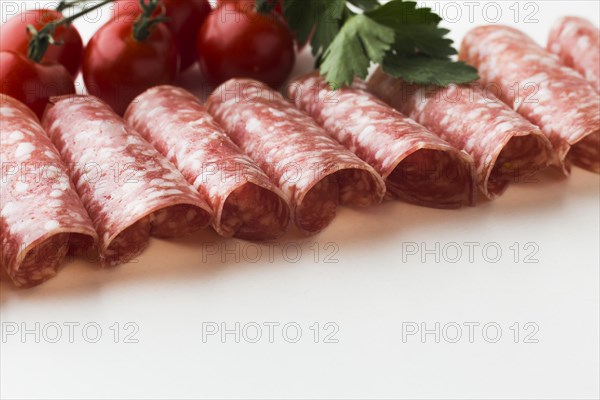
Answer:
top-left (132, 0), bottom-right (169, 42)
top-left (56, 0), bottom-right (91, 12)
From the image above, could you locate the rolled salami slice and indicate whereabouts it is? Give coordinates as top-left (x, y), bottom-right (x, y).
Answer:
top-left (125, 86), bottom-right (290, 240)
top-left (460, 25), bottom-right (600, 174)
top-left (367, 69), bottom-right (553, 199)
top-left (42, 95), bottom-right (212, 267)
top-left (1, 95), bottom-right (97, 288)
top-left (289, 73), bottom-right (476, 208)
top-left (206, 78), bottom-right (386, 234)
top-left (548, 16), bottom-right (600, 92)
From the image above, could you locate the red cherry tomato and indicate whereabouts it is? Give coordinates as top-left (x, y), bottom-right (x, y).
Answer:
top-left (0, 51), bottom-right (75, 118)
top-left (0, 10), bottom-right (83, 77)
top-left (216, 0), bottom-right (283, 15)
top-left (111, 0), bottom-right (211, 71)
top-left (110, 0), bottom-right (147, 20)
top-left (215, 0), bottom-right (313, 50)
top-left (82, 19), bottom-right (179, 116)
top-left (196, 9), bottom-right (295, 88)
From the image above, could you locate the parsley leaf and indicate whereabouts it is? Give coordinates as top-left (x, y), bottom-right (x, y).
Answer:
top-left (365, 1), bottom-right (441, 26)
top-left (391, 26), bottom-right (456, 58)
top-left (382, 54), bottom-right (479, 86)
top-left (283, 0), bottom-right (479, 87)
top-left (320, 14), bottom-right (394, 86)
top-left (347, 0), bottom-right (380, 11)
top-left (366, 1), bottom-right (455, 59)
top-left (284, 0), bottom-right (346, 59)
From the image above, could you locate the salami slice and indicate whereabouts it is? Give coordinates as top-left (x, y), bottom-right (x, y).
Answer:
top-left (367, 69), bottom-right (553, 199)
top-left (548, 16), bottom-right (600, 92)
top-left (460, 25), bottom-right (600, 174)
top-left (41, 95), bottom-right (212, 267)
top-left (125, 86), bottom-right (290, 240)
top-left (205, 78), bottom-right (386, 234)
top-left (1, 95), bottom-right (97, 287)
top-left (289, 73), bottom-right (476, 208)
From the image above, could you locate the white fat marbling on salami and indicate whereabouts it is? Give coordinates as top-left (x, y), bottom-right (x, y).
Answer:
top-left (460, 25), bottom-right (600, 174)
top-left (8, 131), bottom-right (24, 142)
top-left (0, 95), bottom-right (97, 288)
top-left (206, 78), bottom-right (386, 234)
top-left (124, 86), bottom-right (290, 240)
top-left (41, 95), bottom-right (211, 267)
top-left (290, 73), bottom-right (476, 208)
top-left (367, 69), bottom-right (553, 199)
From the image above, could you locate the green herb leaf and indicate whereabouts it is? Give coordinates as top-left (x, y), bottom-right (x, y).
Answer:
top-left (365, 0), bottom-right (441, 26)
top-left (382, 54), bottom-right (480, 86)
top-left (367, 1), bottom-right (455, 58)
top-left (391, 26), bottom-right (456, 58)
top-left (284, 0), bottom-right (479, 88)
top-left (347, 0), bottom-right (380, 11)
top-left (320, 14), bottom-right (395, 86)
top-left (284, 0), bottom-right (346, 58)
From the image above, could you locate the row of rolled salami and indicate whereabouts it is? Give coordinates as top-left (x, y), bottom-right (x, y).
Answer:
top-left (1, 21), bottom-right (599, 288)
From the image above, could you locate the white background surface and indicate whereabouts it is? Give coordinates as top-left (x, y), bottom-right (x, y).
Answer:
top-left (1, 1), bottom-right (599, 399)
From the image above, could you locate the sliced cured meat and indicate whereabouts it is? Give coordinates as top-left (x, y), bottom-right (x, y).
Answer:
top-left (0, 95), bottom-right (97, 288)
top-left (460, 25), bottom-right (600, 174)
top-left (289, 73), bottom-right (476, 207)
top-left (367, 69), bottom-right (553, 199)
top-left (205, 78), bottom-right (386, 234)
top-left (548, 16), bottom-right (600, 92)
top-left (41, 95), bottom-right (212, 267)
top-left (125, 86), bottom-right (290, 240)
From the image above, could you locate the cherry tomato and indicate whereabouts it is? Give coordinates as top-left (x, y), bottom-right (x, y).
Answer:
top-left (0, 10), bottom-right (83, 77)
top-left (0, 51), bottom-right (75, 118)
top-left (82, 19), bottom-right (179, 116)
top-left (216, 0), bottom-right (283, 15)
top-left (215, 0), bottom-right (312, 50)
top-left (111, 0), bottom-right (211, 71)
top-left (196, 9), bottom-right (295, 88)
top-left (111, 0), bottom-right (147, 21)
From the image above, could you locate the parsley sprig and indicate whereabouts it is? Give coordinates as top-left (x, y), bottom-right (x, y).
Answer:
top-left (283, 0), bottom-right (479, 87)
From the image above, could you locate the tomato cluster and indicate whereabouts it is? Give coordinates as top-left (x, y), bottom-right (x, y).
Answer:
top-left (0, 0), bottom-right (297, 117)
